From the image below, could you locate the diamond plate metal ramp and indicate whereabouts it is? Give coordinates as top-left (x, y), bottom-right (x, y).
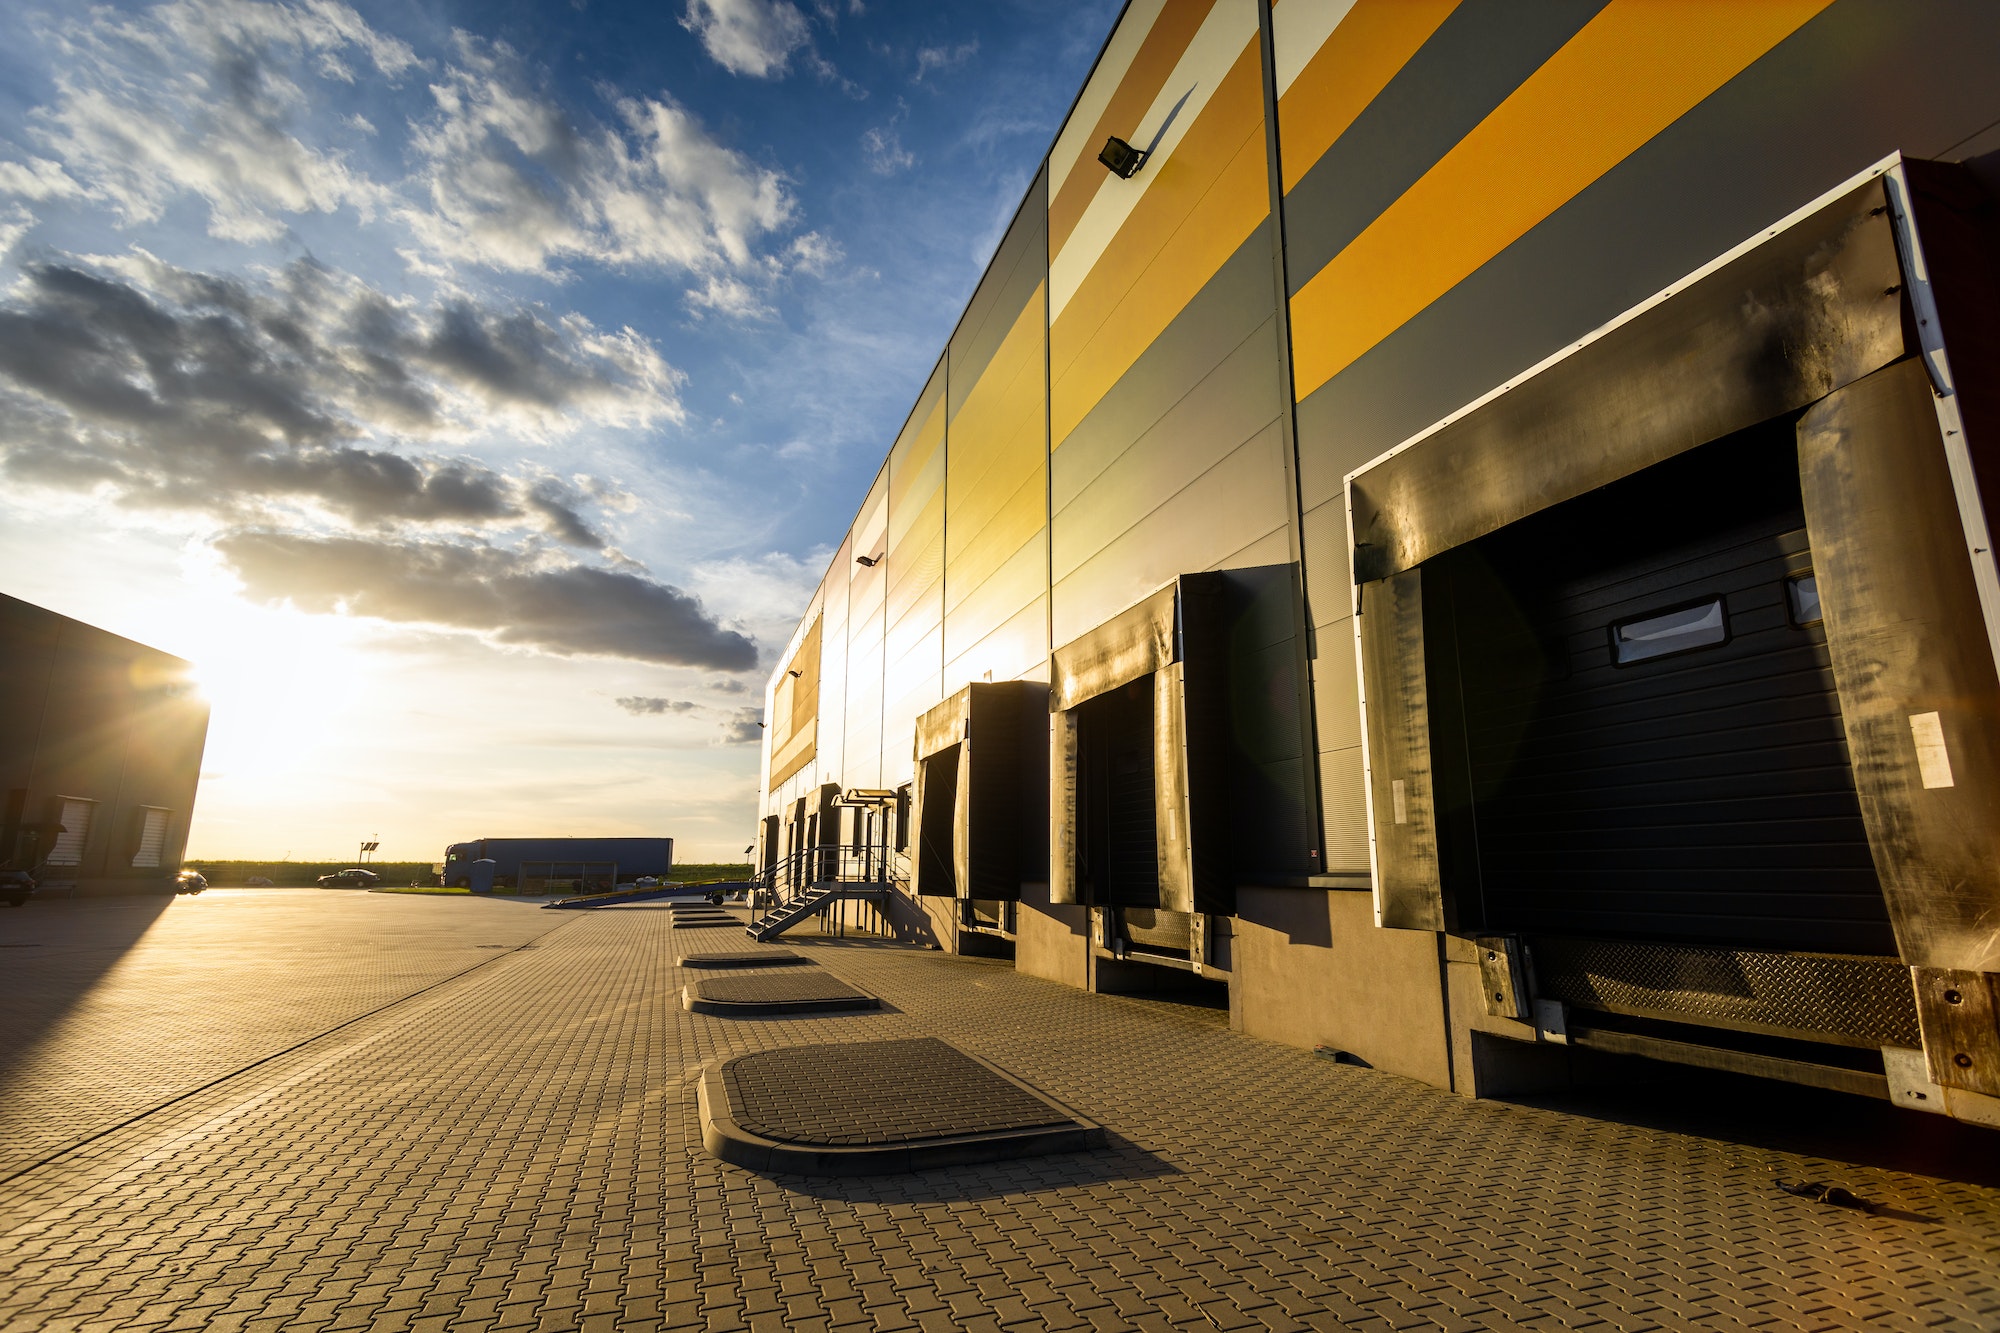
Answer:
top-left (683, 970), bottom-right (879, 1015)
top-left (677, 949), bottom-right (808, 969)
top-left (698, 1037), bottom-right (1102, 1175)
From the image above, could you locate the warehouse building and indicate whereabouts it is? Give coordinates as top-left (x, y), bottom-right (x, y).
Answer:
top-left (754, 0), bottom-right (2000, 1129)
top-left (0, 594), bottom-right (209, 897)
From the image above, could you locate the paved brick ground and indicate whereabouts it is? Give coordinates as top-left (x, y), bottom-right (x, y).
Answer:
top-left (0, 889), bottom-right (557, 1180)
top-left (0, 895), bottom-right (1997, 1331)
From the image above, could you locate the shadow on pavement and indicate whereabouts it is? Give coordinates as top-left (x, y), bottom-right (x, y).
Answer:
top-left (767, 1128), bottom-right (1180, 1204)
top-left (1505, 1055), bottom-right (2000, 1189)
top-left (0, 895), bottom-right (174, 1071)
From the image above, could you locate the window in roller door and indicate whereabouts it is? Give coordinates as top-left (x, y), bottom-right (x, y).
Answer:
top-left (1610, 596), bottom-right (1729, 665)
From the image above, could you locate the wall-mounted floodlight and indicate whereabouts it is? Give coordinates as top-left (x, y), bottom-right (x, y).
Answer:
top-left (1097, 85), bottom-right (1196, 182)
top-left (1098, 136), bottom-right (1145, 179)
top-left (856, 553), bottom-right (883, 567)
top-left (787, 669), bottom-right (802, 678)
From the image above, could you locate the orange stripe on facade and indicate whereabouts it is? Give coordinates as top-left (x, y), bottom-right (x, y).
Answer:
top-left (1051, 37), bottom-right (1267, 448)
top-left (1049, 0), bottom-right (1218, 265)
top-left (1278, 0), bottom-right (1458, 194)
top-left (1288, 0), bottom-right (1835, 402)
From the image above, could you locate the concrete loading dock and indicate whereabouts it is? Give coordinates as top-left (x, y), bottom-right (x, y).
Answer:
top-left (752, 0), bottom-right (2000, 1130)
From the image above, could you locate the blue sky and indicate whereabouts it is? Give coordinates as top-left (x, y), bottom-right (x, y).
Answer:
top-left (0, 0), bottom-right (1119, 860)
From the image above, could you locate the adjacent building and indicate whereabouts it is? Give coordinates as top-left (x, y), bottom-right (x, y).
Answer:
top-left (755, 0), bottom-right (2000, 1130)
top-left (0, 594), bottom-right (209, 896)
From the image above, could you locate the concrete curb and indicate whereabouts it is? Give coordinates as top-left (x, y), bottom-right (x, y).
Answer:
top-left (696, 1045), bottom-right (1104, 1176)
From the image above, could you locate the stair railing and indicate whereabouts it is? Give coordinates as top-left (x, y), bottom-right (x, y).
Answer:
top-left (749, 842), bottom-right (908, 913)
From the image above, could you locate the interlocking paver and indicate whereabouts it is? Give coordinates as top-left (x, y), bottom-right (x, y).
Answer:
top-left (0, 895), bottom-right (1994, 1330)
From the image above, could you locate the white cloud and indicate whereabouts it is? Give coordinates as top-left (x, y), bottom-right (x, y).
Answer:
top-left (914, 39), bottom-right (977, 83)
top-left (23, 0), bottom-right (411, 243)
top-left (0, 248), bottom-right (681, 536)
top-left (680, 0), bottom-right (811, 79)
top-left (861, 125), bottom-right (914, 176)
top-left (401, 36), bottom-right (807, 309)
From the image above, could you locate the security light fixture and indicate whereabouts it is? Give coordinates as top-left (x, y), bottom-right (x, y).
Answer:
top-left (787, 669), bottom-right (802, 678)
top-left (856, 553), bottom-right (883, 567)
top-left (1098, 135), bottom-right (1145, 178)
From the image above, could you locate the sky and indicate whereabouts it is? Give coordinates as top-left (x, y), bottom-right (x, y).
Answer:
top-left (0, 0), bottom-right (1121, 864)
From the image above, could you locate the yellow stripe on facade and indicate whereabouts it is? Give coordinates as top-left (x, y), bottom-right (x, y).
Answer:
top-left (1278, 0), bottom-right (1457, 194)
top-left (1051, 37), bottom-right (1268, 449)
top-left (1287, 0), bottom-right (1835, 403)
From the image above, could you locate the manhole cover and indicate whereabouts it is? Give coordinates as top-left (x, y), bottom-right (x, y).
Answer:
top-left (699, 1037), bottom-right (1101, 1175)
top-left (684, 971), bottom-right (878, 1015)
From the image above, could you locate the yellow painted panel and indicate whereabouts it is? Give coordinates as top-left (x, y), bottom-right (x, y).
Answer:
top-left (1277, 0), bottom-right (1457, 193)
top-left (1050, 0), bottom-right (1216, 264)
top-left (1288, 0), bottom-right (1835, 401)
top-left (947, 467), bottom-right (1046, 612)
top-left (886, 491), bottom-right (943, 628)
top-left (888, 379), bottom-right (945, 538)
top-left (1052, 133), bottom-right (1267, 446)
top-left (946, 285), bottom-right (1046, 539)
top-left (1050, 38), bottom-right (1266, 448)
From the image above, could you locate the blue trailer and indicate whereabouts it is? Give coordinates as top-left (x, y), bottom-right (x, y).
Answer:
top-left (442, 837), bottom-right (672, 893)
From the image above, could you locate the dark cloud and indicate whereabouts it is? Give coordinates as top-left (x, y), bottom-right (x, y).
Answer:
top-left (615, 696), bottom-right (698, 715)
top-left (218, 531), bottom-right (759, 669)
top-left (706, 678), bottom-right (749, 695)
top-left (0, 252), bottom-right (672, 541)
top-left (716, 706), bottom-right (763, 744)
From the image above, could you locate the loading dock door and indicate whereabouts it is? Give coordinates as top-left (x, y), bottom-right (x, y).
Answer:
top-left (1076, 676), bottom-right (1161, 909)
top-left (1422, 420), bottom-right (1895, 956)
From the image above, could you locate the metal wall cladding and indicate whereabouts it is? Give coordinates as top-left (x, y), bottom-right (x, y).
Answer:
top-left (1348, 181), bottom-right (1904, 584)
top-left (1050, 233), bottom-right (1288, 649)
top-left (769, 614), bottom-right (823, 789)
top-left (1286, 2), bottom-right (2000, 521)
top-left (880, 365), bottom-right (948, 792)
top-left (842, 470), bottom-right (890, 793)
top-left (943, 175), bottom-right (1050, 691)
top-left (1048, 0), bottom-right (1268, 449)
top-left (816, 533), bottom-right (851, 794)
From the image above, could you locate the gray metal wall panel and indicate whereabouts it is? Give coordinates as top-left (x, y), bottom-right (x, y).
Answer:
top-left (1053, 421), bottom-right (1288, 648)
top-left (1292, 2), bottom-right (2000, 515)
top-left (1281, 0), bottom-right (1610, 295)
top-left (1300, 498), bottom-right (1351, 630)
top-left (1054, 322), bottom-right (1284, 583)
top-left (1310, 618), bottom-right (1360, 752)
top-left (1053, 225), bottom-right (1279, 512)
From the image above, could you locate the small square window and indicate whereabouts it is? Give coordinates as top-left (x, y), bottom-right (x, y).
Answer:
top-left (1787, 572), bottom-right (1822, 627)
top-left (1611, 597), bottom-right (1728, 665)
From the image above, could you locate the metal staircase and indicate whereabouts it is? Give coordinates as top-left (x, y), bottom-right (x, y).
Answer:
top-left (746, 843), bottom-right (901, 942)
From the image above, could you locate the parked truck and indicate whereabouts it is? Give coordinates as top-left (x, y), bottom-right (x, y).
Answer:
top-left (441, 838), bottom-right (672, 893)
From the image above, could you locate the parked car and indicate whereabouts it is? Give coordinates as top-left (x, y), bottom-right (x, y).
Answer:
top-left (174, 870), bottom-right (206, 895)
top-left (633, 876), bottom-right (661, 888)
top-left (1, 869), bottom-right (34, 908)
top-left (318, 868), bottom-right (381, 888)
top-left (244, 875), bottom-right (273, 886)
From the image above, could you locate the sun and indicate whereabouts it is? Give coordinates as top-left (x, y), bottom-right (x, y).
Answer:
top-left (182, 598), bottom-right (375, 779)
